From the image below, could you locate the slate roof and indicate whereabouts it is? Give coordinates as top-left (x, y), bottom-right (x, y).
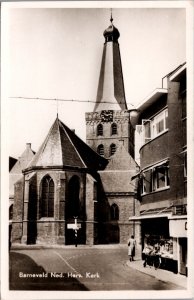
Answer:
top-left (9, 144), bottom-right (35, 197)
top-left (10, 145), bottom-right (35, 174)
top-left (9, 157), bottom-right (17, 172)
top-left (98, 143), bottom-right (138, 193)
top-left (105, 142), bottom-right (137, 171)
top-left (26, 117), bottom-right (108, 171)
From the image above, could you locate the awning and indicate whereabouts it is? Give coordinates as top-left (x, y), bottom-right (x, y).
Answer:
top-left (129, 206), bottom-right (173, 220)
top-left (129, 213), bottom-right (171, 221)
top-left (131, 171), bottom-right (141, 181)
top-left (131, 159), bottom-right (169, 180)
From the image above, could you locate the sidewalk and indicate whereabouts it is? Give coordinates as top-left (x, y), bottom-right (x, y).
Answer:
top-left (11, 243), bottom-right (127, 250)
top-left (126, 256), bottom-right (187, 289)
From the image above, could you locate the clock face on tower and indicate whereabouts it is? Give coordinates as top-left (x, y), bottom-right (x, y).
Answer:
top-left (100, 110), bottom-right (113, 122)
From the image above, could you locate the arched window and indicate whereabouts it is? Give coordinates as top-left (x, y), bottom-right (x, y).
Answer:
top-left (111, 123), bottom-right (117, 135)
top-left (97, 124), bottom-right (103, 136)
top-left (40, 175), bottom-right (54, 218)
top-left (110, 143), bottom-right (116, 156)
top-left (68, 176), bottom-right (80, 218)
top-left (110, 204), bottom-right (119, 220)
top-left (97, 144), bottom-right (104, 156)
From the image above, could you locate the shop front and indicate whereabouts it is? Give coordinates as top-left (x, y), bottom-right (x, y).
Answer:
top-left (130, 214), bottom-right (179, 273)
top-left (141, 216), bottom-right (177, 273)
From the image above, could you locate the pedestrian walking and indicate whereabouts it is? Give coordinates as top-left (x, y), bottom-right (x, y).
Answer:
top-left (128, 235), bottom-right (136, 261)
top-left (142, 243), bottom-right (153, 267)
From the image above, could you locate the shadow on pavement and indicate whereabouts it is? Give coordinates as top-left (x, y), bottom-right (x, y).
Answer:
top-left (9, 252), bottom-right (89, 291)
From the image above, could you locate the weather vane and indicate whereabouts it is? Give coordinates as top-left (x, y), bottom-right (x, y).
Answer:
top-left (110, 8), bottom-right (113, 24)
top-left (56, 98), bottom-right (59, 118)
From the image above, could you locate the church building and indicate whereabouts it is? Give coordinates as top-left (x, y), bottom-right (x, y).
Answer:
top-left (11, 16), bottom-right (140, 247)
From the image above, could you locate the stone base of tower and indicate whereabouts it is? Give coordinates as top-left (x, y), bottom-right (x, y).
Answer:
top-left (85, 222), bottom-right (95, 245)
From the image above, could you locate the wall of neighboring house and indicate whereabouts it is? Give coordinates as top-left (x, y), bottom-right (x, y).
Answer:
top-left (139, 81), bottom-right (185, 208)
top-left (135, 65), bottom-right (187, 275)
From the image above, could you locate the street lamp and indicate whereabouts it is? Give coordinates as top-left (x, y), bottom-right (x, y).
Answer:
top-left (128, 109), bottom-right (140, 127)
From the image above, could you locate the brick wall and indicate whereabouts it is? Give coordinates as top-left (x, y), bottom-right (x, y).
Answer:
top-left (106, 195), bottom-right (139, 243)
top-left (85, 174), bottom-right (96, 245)
top-left (139, 81), bottom-right (185, 208)
top-left (11, 178), bottom-right (24, 244)
top-left (85, 110), bottom-right (134, 158)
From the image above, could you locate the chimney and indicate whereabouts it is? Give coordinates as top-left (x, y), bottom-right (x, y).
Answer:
top-left (71, 129), bottom-right (75, 133)
top-left (26, 143), bottom-right (31, 149)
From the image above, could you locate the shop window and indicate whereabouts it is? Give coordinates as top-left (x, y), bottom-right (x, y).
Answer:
top-left (111, 123), bottom-right (117, 135)
top-left (144, 235), bottom-right (173, 260)
top-left (97, 144), bottom-right (104, 156)
top-left (97, 124), bottom-right (103, 136)
top-left (110, 204), bottom-right (119, 220)
top-left (40, 175), bottom-right (54, 218)
top-left (110, 143), bottom-right (116, 156)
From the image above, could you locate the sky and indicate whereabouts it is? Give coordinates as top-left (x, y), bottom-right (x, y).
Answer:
top-left (2, 3), bottom-right (186, 159)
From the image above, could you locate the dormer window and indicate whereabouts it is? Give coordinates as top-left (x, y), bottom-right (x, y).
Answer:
top-left (97, 124), bottom-right (103, 136)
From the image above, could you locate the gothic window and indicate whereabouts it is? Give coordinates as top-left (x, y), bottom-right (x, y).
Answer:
top-left (97, 144), bottom-right (104, 156)
top-left (97, 124), bottom-right (103, 136)
top-left (111, 123), bottom-right (117, 135)
top-left (110, 143), bottom-right (116, 156)
top-left (68, 176), bottom-right (80, 218)
top-left (40, 175), bottom-right (54, 218)
top-left (110, 204), bottom-right (119, 220)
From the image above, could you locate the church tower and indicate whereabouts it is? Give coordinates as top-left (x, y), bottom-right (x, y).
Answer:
top-left (85, 14), bottom-right (134, 158)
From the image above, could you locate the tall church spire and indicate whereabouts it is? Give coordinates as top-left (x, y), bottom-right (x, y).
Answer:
top-left (94, 14), bottom-right (127, 112)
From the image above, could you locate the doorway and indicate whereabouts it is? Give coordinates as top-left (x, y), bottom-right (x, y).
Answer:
top-left (179, 238), bottom-right (187, 276)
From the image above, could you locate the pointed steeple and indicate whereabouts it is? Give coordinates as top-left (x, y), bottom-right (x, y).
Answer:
top-left (94, 13), bottom-right (127, 112)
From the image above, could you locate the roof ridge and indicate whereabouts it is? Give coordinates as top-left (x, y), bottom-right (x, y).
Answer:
top-left (56, 118), bottom-right (64, 164)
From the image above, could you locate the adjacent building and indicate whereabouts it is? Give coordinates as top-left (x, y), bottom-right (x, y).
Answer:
top-left (131, 63), bottom-right (187, 275)
top-left (9, 143), bottom-right (35, 220)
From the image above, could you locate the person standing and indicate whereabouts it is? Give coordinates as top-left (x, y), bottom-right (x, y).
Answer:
top-left (128, 235), bottom-right (136, 261)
